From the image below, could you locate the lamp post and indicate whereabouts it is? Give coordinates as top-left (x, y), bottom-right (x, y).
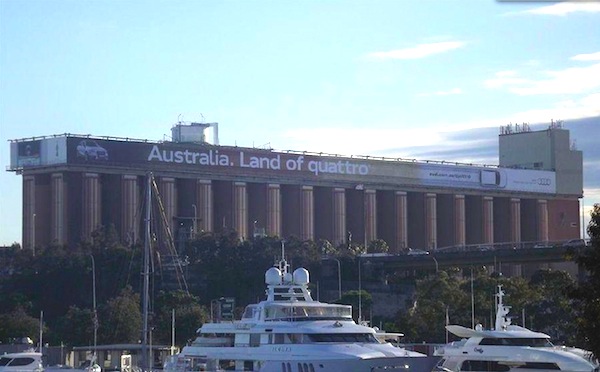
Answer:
top-left (32, 213), bottom-right (36, 256)
top-left (471, 267), bottom-right (475, 329)
top-left (358, 256), bottom-right (362, 323)
top-left (90, 255), bottom-right (98, 364)
top-left (431, 255), bottom-right (439, 273)
top-left (191, 204), bottom-right (197, 239)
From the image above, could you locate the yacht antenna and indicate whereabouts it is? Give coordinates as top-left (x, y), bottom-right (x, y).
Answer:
top-left (278, 240), bottom-right (289, 274)
top-left (495, 285), bottom-right (511, 331)
top-left (91, 255), bottom-right (98, 366)
top-left (39, 311), bottom-right (43, 355)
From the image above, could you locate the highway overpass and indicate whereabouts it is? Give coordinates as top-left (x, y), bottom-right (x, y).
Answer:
top-left (358, 242), bottom-right (587, 272)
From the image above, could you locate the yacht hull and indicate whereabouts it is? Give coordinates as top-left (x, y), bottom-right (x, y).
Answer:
top-left (258, 355), bottom-right (441, 372)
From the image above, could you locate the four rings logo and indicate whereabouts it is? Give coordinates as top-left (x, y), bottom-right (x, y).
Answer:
top-left (537, 178), bottom-right (551, 186)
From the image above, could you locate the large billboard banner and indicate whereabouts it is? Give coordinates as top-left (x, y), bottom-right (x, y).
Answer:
top-left (13, 136), bottom-right (556, 194)
top-left (10, 138), bottom-right (67, 168)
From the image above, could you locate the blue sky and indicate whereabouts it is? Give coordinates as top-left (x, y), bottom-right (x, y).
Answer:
top-left (1, 0), bottom-right (599, 245)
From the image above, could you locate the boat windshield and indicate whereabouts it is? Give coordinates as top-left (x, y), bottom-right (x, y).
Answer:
top-left (265, 304), bottom-right (352, 321)
top-left (479, 337), bottom-right (554, 347)
top-left (307, 333), bottom-right (379, 343)
top-left (0, 357), bottom-right (37, 367)
top-left (269, 332), bottom-right (379, 344)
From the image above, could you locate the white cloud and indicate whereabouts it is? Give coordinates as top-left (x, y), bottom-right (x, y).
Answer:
top-left (417, 88), bottom-right (463, 97)
top-left (485, 63), bottom-right (600, 95)
top-left (584, 188), bottom-right (600, 203)
top-left (495, 70), bottom-right (518, 78)
top-left (519, 2), bottom-right (600, 16)
top-left (571, 52), bottom-right (600, 61)
top-left (280, 127), bottom-right (445, 157)
top-left (278, 93), bottom-right (599, 157)
top-left (523, 60), bottom-right (541, 67)
top-left (446, 93), bottom-right (599, 132)
top-left (367, 41), bottom-right (466, 60)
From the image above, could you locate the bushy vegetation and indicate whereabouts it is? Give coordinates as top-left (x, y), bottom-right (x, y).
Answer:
top-left (571, 203), bottom-right (600, 358)
top-left (1, 211), bottom-right (599, 359)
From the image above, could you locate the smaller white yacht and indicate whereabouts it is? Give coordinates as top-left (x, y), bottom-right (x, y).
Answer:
top-left (434, 285), bottom-right (599, 372)
top-left (164, 249), bottom-right (439, 372)
top-left (0, 350), bottom-right (43, 372)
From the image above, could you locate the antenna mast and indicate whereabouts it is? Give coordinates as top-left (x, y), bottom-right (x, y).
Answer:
top-left (141, 173), bottom-right (152, 371)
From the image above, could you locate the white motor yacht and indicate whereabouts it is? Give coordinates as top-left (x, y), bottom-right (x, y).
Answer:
top-left (0, 350), bottom-right (43, 372)
top-left (0, 350), bottom-right (100, 372)
top-left (434, 285), bottom-right (599, 372)
top-left (164, 252), bottom-right (439, 372)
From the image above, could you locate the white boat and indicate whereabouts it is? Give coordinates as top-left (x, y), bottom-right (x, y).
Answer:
top-left (164, 249), bottom-right (439, 372)
top-left (434, 285), bottom-right (599, 372)
top-left (0, 350), bottom-right (43, 372)
top-left (0, 350), bottom-right (100, 372)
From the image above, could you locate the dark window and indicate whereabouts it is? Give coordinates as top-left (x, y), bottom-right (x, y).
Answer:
top-left (517, 362), bottom-right (560, 370)
top-left (480, 338), bottom-right (502, 345)
top-left (0, 358), bottom-right (12, 366)
top-left (250, 333), bottom-right (261, 347)
top-left (479, 337), bottom-right (552, 347)
top-left (9, 358), bottom-right (37, 367)
top-left (461, 360), bottom-right (510, 371)
top-left (307, 333), bottom-right (379, 343)
top-left (274, 333), bottom-right (285, 344)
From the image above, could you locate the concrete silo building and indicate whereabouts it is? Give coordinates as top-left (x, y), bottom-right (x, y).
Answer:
top-left (9, 121), bottom-right (583, 264)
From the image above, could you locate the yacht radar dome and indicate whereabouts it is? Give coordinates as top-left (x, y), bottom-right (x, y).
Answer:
top-left (265, 267), bottom-right (282, 285)
top-left (293, 268), bottom-right (309, 285)
top-left (283, 272), bottom-right (293, 284)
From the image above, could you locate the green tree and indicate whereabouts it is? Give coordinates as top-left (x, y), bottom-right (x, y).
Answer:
top-left (0, 306), bottom-right (42, 344)
top-left (54, 306), bottom-right (95, 347)
top-left (367, 239), bottom-right (389, 254)
top-left (572, 203), bottom-right (600, 357)
top-left (99, 286), bottom-right (142, 344)
top-left (152, 290), bottom-right (208, 346)
top-left (393, 268), bottom-right (557, 344)
top-left (398, 271), bottom-right (468, 343)
top-left (336, 290), bottom-right (372, 322)
top-left (318, 239), bottom-right (337, 256)
top-left (528, 270), bottom-right (577, 345)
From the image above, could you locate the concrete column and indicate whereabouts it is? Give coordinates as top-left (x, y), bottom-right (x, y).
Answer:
top-left (425, 193), bottom-right (437, 250)
top-left (395, 191), bottom-right (408, 251)
top-left (506, 197), bottom-right (523, 277)
top-left (233, 182), bottom-right (248, 239)
top-left (159, 177), bottom-right (177, 244)
top-left (332, 188), bottom-right (346, 246)
top-left (267, 184), bottom-right (282, 237)
top-left (23, 176), bottom-right (36, 250)
top-left (51, 173), bottom-right (66, 244)
top-left (82, 173), bottom-right (101, 239)
top-left (482, 196), bottom-right (494, 244)
top-left (510, 198), bottom-right (522, 243)
top-left (121, 175), bottom-right (139, 243)
top-left (301, 186), bottom-right (314, 241)
top-left (196, 179), bottom-right (213, 233)
top-left (537, 199), bottom-right (549, 242)
top-left (454, 194), bottom-right (466, 246)
top-left (364, 189), bottom-right (377, 246)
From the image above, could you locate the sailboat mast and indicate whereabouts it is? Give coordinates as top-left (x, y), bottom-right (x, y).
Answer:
top-left (142, 173), bottom-right (152, 371)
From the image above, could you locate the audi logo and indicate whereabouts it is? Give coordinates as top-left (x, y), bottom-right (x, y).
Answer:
top-left (537, 178), bottom-right (551, 186)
